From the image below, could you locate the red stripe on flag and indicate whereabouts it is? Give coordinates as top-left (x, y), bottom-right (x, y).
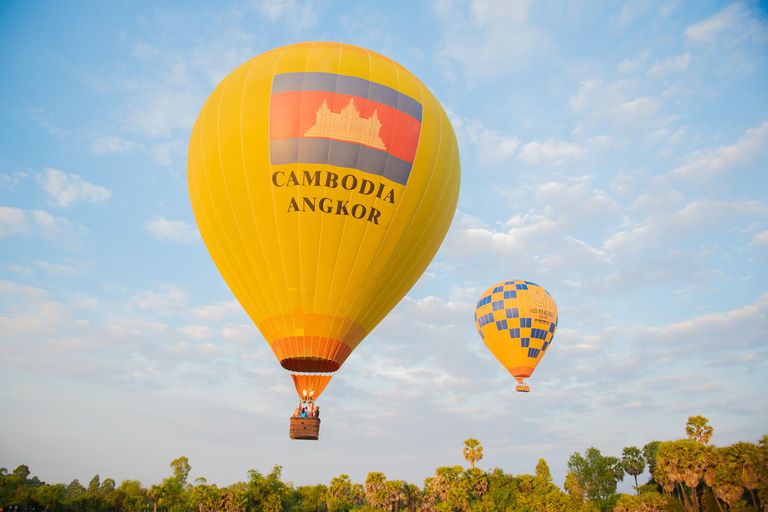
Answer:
top-left (270, 91), bottom-right (421, 164)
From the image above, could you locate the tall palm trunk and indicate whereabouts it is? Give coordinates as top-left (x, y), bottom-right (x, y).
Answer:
top-left (677, 482), bottom-right (692, 511)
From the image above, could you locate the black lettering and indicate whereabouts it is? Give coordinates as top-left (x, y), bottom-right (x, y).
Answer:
top-left (272, 171), bottom-right (285, 187)
top-left (367, 207), bottom-right (381, 225)
top-left (319, 197), bottom-right (333, 213)
top-left (360, 179), bottom-right (374, 195)
top-left (326, 172), bottom-right (338, 188)
top-left (287, 197), bottom-right (299, 212)
top-left (301, 197), bottom-right (316, 212)
top-left (286, 171), bottom-right (299, 186)
top-left (375, 182), bottom-right (385, 199)
top-left (341, 174), bottom-right (357, 190)
top-left (302, 170), bottom-right (320, 186)
top-left (351, 204), bottom-right (366, 219)
top-left (335, 200), bottom-right (349, 216)
top-left (383, 189), bottom-right (395, 204)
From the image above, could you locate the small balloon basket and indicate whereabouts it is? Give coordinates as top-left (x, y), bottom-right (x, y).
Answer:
top-left (515, 379), bottom-right (530, 392)
top-left (289, 417), bottom-right (321, 440)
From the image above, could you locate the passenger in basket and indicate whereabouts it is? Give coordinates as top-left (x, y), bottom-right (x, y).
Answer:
top-left (315, 406), bottom-right (320, 418)
top-left (300, 407), bottom-right (308, 418)
top-left (292, 407), bottom-right (300, 418)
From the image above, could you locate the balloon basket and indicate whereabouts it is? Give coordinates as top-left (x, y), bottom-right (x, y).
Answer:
top-left (515, 384), bottom-right (530, 393)
top-left (289, 417), bottom-right (321, 440)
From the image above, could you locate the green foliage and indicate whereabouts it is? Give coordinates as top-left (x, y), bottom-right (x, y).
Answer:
top-left (535, 459), bottom-right (552, 483)
top-left (566, 446), bottom-right (624, 508)
top-left (462, 439), bottom-right (483, 469)
top-left (1, 421), bottom-right (765, 512)
top-left (613, 489), bottom-right (666, 512)
top-left (642, 441), bottom-right (661, 485)
top-left (685, 415), bottom-right (713, 446)
top-left (620, 446), bottom-right (645, 493)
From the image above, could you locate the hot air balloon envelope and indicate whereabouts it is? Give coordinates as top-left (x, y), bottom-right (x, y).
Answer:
top-left (474, 280), bottom-right (558, 391)
top-left (188, 42), bottom-right (460, 407)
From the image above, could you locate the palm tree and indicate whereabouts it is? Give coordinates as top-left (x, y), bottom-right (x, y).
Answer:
top-left (462, 438), bottom-right (484, 468)
top-left (726, 442), bottom-right (760, 509)
top-left (685, 415), bottom-right (714, 445)
top-left (365, 472), bottom-right (387, 509)
top-left (620, 446), bottom-right (645, 495)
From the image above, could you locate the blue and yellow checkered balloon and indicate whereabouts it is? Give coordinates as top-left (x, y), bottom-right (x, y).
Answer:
top-left (474, 280), bottom-right (558, 391)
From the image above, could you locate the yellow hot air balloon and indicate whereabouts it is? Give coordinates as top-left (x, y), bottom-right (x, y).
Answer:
top-left (187, 42), bottom-right (460, 435)
top-left (474, 280), bottom-right (558, 392)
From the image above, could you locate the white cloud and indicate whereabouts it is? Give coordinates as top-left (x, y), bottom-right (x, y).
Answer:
top-left (133, 284), bottom-right (188, 314)
top-left (0, 279), bottom-right (50, 300)
top-left (685, 2), bottom-right (767, 46)
top-left (38, 168), bottom-right (112, 207)
top-left (191, 300), bottom-right (243, 322)
top-left (32, 260), bottom-right (79, 277)
top-left (445, 177), bottom-right (622, 279)
top-left (647, 52), bottom-right (691, 76)
top-left (257, 0), bottom-right (319, 31)
top-left (750, 231), bottom-right (768, 247)
top-left (144, 217), bottom-right (200, 244)
top-left (604, 198), bottom-right (768, 254)
top-left (671, 121), bottom-right (768, 179)
top-left (91, 136), bottom-right (136, 155)
top-left (570, 79), bottom-right (666, 136)
top-left (445, 111), bottom-right (521, 165)
top-left (435, 0), bottom-right (547, 81)
top-left (178, 325), bottom-right (213, 340)
top-left (220, 323), bottom-right (259, 345)
top-left (6, 264), bottom-right (34, 277)
top-left (150, 139), bottom-right (184, 167)
top-left (0, 207), bottom-right (85, 249)
top-left (610, 96), bottom-right (661, 128)
top-left (126, 91), bottom-right (202, 138)
top-left (617, 55), bottom-right (645, 74)
top-left (0, 172), bottom-right (27, 190)
top-left (0, 206), bottom-right (30, 237)
top-left (517, 140), bottom-right (589, 166)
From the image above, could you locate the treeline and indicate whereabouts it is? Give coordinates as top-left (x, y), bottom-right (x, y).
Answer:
top-left (2, 416), bottom-right (766, 512)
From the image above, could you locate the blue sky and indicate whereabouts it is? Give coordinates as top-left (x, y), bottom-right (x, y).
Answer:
top-left (1, 0), bottom-right (767, 493)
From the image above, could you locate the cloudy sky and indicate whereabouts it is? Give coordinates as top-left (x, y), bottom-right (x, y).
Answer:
top-left (1, 0), bottom-right (767, 493)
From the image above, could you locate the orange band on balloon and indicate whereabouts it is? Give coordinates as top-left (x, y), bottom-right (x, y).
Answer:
top-left (271, 336), bottom-right (353, 372)
top-left (258, 312), bottom-right (367, 346)
top-left (508, 366), bottom-right (534, 378)
top-left (291, 374), bottom-right (333, 399)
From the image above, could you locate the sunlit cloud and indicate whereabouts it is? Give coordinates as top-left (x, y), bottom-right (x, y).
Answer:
top-left (133, 284), bottom-right (188, 314)
top-left (435, 0), bottom-right (548, 82)
top-left (671, 121), bottom-right (768, 179)
top-left (256, 0), bottom-right (320, 32)
top-left (0, 206), bottom-right (86, 250)
top-left (191, 300), bottom-right (243, 322)
top-left (647, 52), bottom-right (691, 76)
top-left (685, 1), bottom-right (767, 46)
top-left (91, 136), bottom-right (137, 155)
top-left (38, 168), bottom-right (112, 207)
top-left (144, 217), bottom-right (200, 244)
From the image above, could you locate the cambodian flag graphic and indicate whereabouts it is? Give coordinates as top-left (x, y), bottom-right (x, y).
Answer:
top-left (269, 72), bottom-right (423, 187)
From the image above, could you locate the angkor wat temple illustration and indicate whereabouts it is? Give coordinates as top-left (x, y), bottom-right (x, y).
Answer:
top-left (304, 98), bottom-right (387, 151)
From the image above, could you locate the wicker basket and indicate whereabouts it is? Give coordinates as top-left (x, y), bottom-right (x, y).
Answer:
top-left (289, 417), bottom-right (321, 440)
